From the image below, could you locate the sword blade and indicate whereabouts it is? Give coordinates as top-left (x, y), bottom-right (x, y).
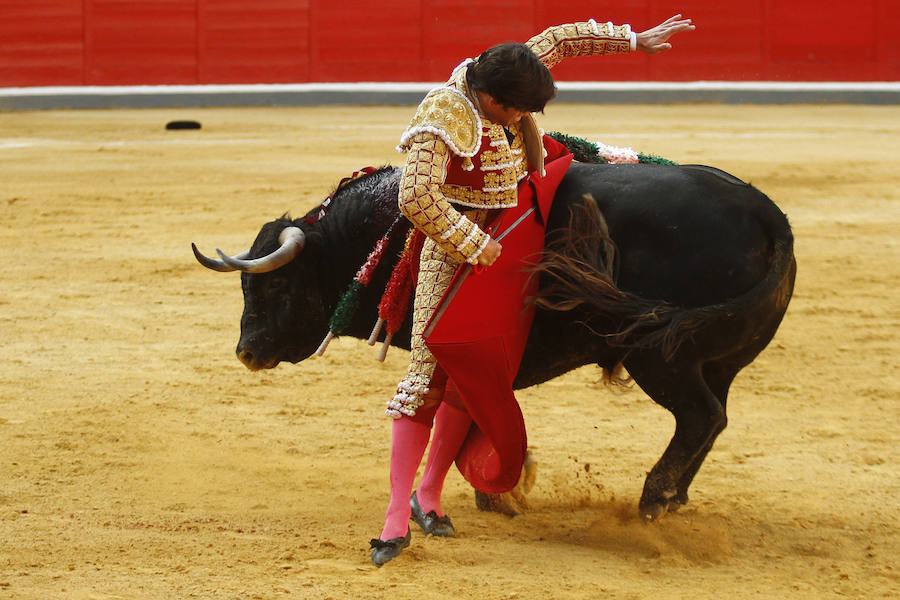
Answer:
top-left (494, 206), bottom-right (535, 241)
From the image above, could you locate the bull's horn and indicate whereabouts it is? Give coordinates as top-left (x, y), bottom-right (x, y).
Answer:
top-left (215, 226), bottom-right (305, 273)
top-left (192, 243), bottom-right (251, 272)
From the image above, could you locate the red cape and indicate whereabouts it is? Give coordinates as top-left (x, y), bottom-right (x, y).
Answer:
top-left (425, 136), bottom-right (573, 493)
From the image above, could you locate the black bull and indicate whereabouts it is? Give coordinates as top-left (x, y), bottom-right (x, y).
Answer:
top-left (193, 161), bottom-right (796, 522)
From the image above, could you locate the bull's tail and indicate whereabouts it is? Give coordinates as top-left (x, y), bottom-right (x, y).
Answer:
top-left (533, 194), bottom-right (795, 361)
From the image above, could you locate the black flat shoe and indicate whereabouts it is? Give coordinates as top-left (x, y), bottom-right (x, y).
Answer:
top-left (369, 528), bottom-right (411, 567)
top-left (410, 491), bottom-right (456, 537)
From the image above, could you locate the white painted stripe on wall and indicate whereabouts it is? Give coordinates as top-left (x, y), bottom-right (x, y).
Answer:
top-left (1, 81), bottom-right (898, 96)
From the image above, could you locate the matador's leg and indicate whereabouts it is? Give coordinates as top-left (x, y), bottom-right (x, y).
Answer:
top-left (379, 211), bottom-right (488, 540)
top-left (379, 235), bottom-right (458, 540)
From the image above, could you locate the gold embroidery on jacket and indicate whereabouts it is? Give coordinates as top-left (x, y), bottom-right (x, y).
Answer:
top-left (399, 134), bottom-right (490, 264)
top-left (527, 21), bottom-right (632, 69)
top-left (397, 87), bottom-right (481, 158)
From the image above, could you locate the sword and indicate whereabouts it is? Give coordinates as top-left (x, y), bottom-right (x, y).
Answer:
top-left (494, 206), bottom-right (535, 242)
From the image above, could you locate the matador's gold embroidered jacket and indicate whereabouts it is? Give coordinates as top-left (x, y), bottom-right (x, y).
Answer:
top-left (396, 20), bottom-right (636, 265)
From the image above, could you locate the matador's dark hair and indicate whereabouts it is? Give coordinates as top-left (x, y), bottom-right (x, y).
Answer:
top-left (466, 42), bottom-right (557, 113)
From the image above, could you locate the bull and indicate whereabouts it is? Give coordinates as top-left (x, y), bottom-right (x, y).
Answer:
top-left (193, 160), bottom-right (795, 522)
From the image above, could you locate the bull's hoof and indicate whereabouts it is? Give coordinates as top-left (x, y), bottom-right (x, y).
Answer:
top-left (473, 451), bottom-right (537, 516)
top-left (639, 501), bottom-right (668, 523)
top-left (474, 490), bottom-right (522, 515)
top-left (666, 490), bottom-right (689, 513)
top-left (639, 488), bottom-right (682, 523)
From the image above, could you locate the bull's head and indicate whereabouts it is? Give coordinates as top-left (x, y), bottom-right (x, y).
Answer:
top-left (193, 218), bottom-right (329, 370)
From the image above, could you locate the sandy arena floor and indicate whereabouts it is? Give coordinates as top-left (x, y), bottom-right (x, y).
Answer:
top-left (1, 103), bottom-right (898, 599)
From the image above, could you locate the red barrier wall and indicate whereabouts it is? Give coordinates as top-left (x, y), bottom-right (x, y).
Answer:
top-left (1, 0), bottom-right (898, 87)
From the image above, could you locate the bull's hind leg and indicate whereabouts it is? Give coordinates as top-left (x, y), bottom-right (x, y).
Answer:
top-left (624, 356), bottom-right (727, 522)
top-left (666, 362), bottom-right (739, 510)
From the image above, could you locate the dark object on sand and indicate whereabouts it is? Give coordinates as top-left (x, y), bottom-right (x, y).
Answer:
top-left (165, 120), bottom-right (201, 130)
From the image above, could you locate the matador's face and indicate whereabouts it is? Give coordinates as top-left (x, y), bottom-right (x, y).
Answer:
top-left (477, 91), bottom-right (531, 126)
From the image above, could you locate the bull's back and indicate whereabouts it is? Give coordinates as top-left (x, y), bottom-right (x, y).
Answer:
top-left (552, 162), bottom-right (790, 308)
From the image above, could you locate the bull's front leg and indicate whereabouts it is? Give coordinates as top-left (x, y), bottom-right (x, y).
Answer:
top-left (473, 450), bottom-right (537, 516)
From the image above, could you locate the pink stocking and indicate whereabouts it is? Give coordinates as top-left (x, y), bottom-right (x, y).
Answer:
top-left (380, 416), bottom-right (431, 540)
top-left (416, 399), bottom-right (472, 516)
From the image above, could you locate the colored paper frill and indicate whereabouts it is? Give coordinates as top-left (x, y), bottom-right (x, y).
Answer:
top-left (316, 218), bottom-right (402, 357)
top-left (546, 131), bottom-right (678, 166)
top-left (368, 229), bottom-right (425, 361)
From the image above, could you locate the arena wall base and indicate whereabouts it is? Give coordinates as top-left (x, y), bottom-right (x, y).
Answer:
top-left (1, 82), bottom-right (898, 110)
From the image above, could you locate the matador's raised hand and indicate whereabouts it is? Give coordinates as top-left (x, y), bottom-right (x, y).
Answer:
top-left (636, 14), bottom-right (695, 54)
